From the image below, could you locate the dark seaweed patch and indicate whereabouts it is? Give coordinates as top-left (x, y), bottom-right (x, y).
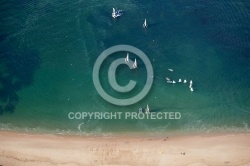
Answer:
top-left (0, 44), bottom-right (40, 114)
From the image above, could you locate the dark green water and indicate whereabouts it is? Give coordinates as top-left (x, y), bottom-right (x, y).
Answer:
top-left (0, 0), bottom-right (249, 135)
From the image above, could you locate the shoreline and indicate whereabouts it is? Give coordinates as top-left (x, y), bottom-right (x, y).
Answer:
top-left (1, 131), bottom-right (250, 166)
top-left (0, 129), bottom-right (238, 139)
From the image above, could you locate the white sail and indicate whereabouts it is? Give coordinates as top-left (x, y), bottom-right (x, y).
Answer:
top-left (189, 80), bottom-right (193, 88)
top-left (143, 18), bottom-right (147, 28)
top-left (145, 104), bottom-right (150, 114)
top-left (112, 8), bottom-right (116, 18)
top-left (125, 53), bottom-right (129, 63)
top-left (133, 58), bottom-right (137, 68)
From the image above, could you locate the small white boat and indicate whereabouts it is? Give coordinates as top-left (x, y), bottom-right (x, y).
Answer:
top-left (112, 8), bottom-right (123, 18)
top-left (125, 53), bottom-right (129, 63)
top-left (167, 80), bottom-right (172, 83)
top-left (168, 68), bottom-right (174, 72)
top-left (190, 87), bottom-right (194, 92)
top-left (145, 104), bottom-right (150, 114)
top-left (172, 80), bottom-right (176, 84)
top-left (189, 80), bottom-right (193, 88)
top-left (178, 79), bottom-right (182, 82)
top-left (183, 79), bottom-right (187, 83)
top-left (133, 58), bottom-right (138, 68)
top-left (143, 18), bottom-right (148, 28)
top-left (166, 77), bottom-right (170, 81)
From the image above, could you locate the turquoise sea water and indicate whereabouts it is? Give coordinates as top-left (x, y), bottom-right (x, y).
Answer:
top-left (0, 0), bottom-right (250, 135)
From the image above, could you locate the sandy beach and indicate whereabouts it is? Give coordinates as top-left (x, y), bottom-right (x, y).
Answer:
top-left (0, 131), bottom-right (249, 166)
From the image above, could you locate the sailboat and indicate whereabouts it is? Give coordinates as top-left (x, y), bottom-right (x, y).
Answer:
top-left (112, 8), bottom-right (123, 18)
top-left (125, 53), bottom-right (129, 63)
top-left (145, 104), bottom-right (150, 114)
top-left (143, 18), bottom-right (147, 28)
top-left (189, 80), bottom-right (194, 92)
top-left (133, 58), bottom-right (137, 69)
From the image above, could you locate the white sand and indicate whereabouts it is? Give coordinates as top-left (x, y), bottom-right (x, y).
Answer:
top-left (0, 131), bottom-right (250, 166)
